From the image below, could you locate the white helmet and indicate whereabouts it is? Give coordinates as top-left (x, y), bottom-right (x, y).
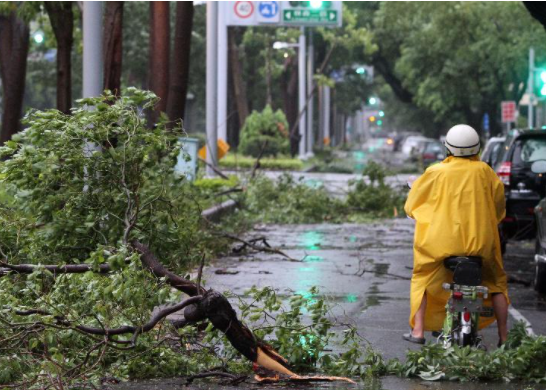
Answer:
top-left (444, 124), bottom-right (480, 157)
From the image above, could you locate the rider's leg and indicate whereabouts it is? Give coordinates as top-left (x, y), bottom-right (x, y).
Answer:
top-left (412, 293), bottom-right (427, 338)
top-left (492, 293), bottom-right (508, 344)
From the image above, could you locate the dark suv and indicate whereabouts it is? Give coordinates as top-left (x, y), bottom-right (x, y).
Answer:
top-left (494, 129), bottom-right (546, 246)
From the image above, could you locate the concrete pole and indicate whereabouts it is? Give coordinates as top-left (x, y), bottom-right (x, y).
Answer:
top-left (529, 47), bottom-right (535, 129)
top-left (306, 29), bottom-right (314, 156)
top-left (298, 27), bottom-right (307, 158)
top-left (217, 2), bottom-right (228, 142)
top-left (83, 1), bottom-right (103, 98)
top-left (206, 1), bottom-right (218, 176)
top-left (323, 85), bottom-right (331, 145)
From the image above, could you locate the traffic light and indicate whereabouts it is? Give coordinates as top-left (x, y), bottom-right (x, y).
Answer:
top-left (378, 110), bottom-right (385, 117)
top-left (377, 120), bottom-right (383, 126)
top-left (540, 70), bottom-right (546, 97)
top-left (355, 67), bottom-right (366, 75)
top-left (369, 116), bottom-right (376, 123)
top-left (369, 97), bottom-right (377, 105)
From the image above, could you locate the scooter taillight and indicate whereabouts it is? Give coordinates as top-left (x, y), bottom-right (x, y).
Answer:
top-left (463, 311), bottom-right (471, 322)
top-left (496, 161), bottom-right (511, 186)
top-left (453, 291), bottom-right (463, 300)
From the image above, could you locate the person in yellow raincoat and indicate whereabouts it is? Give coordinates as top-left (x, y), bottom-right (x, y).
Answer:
top-left (403, 124), bottom-right (509, 345)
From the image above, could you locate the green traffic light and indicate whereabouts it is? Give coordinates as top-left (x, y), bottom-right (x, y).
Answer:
top-left (541, 71), bottom-right (546, 96)
top-left (309, 0), bottom-right (323, 8)
top-left (378, 111), bottom-right (385, 117)
top-left (356, 67), bottom-right (365, 75)
top-left (377, 120), bottom-right (383, 126)
top-left (369, 97), bottom-right (377, 105)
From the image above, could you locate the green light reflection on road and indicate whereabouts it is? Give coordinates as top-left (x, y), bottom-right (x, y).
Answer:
top-left (298, 267), bottom-right (315, 272)
top-left (301, 230), bottom-right (323, 251)
top-left (304, 255), bottom-right (324, 262)
top-left (349, 236), bottom-right (357, 243)
top-left (346, 294), bottom-right (358, 303)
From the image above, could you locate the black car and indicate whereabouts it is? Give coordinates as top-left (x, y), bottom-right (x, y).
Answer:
top-left (494, 129), bottom-right (546, 247)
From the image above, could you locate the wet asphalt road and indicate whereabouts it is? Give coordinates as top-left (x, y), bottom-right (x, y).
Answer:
top-left (109, 218), bottom-right (546, 390)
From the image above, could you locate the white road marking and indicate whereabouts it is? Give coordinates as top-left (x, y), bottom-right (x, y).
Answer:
top-left (508, 306), bottom-right (535, 336)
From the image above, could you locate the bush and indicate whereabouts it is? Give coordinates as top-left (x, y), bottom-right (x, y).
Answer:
top-left (238, 105), bottom-right (290, 157)
top-left (219, 154), bottom-right (304, 171)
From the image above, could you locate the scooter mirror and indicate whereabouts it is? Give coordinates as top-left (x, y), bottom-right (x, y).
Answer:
top-left (531, 160), bottom-right (546, 174)
top-left (407, 175), bottom-right (417, 189)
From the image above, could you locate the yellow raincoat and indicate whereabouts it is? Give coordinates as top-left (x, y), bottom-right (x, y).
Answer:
top-left (404, 156), bottom-right (509, 331)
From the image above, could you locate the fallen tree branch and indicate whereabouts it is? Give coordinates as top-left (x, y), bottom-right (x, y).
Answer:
top-left (219, 233), bottom-right (301, 262)
top-left (250, 140), bottom-right (269, 179)
top-left (198, 157), bottom-right (230, 180)
top-left (185, 371), bottom-right (247, 385)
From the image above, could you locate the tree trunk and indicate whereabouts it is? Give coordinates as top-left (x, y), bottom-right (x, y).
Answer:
top-left (281, 56), bottom-right (298, 156)
top-left (0, 11), bottom-right (29, 144)
top-left (228, 29), bottom-right (249, 129)
top-left (103, 1), bottom-right (124, 96)
top-left (44, 2), bottom-right (74, 114)
top-left (149, 1), bottom-right (170, 121)
top-left (166, 2), bottom-right (194, 126)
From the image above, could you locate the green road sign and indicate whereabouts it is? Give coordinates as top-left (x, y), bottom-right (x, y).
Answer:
top-left (283, 8), bottom-right (339, 25)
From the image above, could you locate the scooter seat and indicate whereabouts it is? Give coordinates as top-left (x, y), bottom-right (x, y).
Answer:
top-left (443, 256), bottom-right (483, 286)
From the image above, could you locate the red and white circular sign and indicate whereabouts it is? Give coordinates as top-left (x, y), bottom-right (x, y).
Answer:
top-left (234, 1), bottom-right (254, 19)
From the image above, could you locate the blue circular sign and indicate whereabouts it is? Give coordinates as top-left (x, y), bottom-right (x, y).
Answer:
top-left (258, 1), bottom-right (278, 19)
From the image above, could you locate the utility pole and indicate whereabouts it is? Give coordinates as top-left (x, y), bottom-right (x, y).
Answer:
top-left (82, 1), bottom-right (103, 98)
top-left (306, 29), bottom-right (314, 156)
top-left (206, 1), bottom-right (218, 176)
top-left (323, 85), bottom-right (331, 145)
top-left (298, 27), bottom-right (306, 158)
top-left (217, 3), bottom-right (228, 143)
top-left (529, 47), bottom-right (535, 129)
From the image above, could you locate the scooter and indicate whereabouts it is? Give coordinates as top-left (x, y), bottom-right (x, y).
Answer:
top-left (439, 256), bottom-right (493, 348)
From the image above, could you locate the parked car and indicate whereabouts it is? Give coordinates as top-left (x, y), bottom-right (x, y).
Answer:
top-left (421, 140), bottom-right (446, 167)
top-left (481, 136), bottom-right (505, 167)
top-left (494, 129), bottom-right (546, 247)
top-left (401, 136), bottom-right (429, 157)
top-left (530, 160), bottom-right (546, 293)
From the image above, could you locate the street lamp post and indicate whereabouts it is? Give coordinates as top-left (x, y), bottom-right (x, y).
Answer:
top-left (206, 1), bottom-right (218, 176)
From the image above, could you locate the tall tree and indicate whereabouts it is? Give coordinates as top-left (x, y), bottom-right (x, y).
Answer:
top-left (148, 1), bottom-right (170, 121)
top-left (103, 1), bottom-right (124, 96)
top-left (166, 2), bottom-right (193, 124)
top-left (44, 2), bottom-right (73, 114)
top-left (229, 29), bottom-right (249, 129)
top-left (0, 10), bottom-right (29, 144)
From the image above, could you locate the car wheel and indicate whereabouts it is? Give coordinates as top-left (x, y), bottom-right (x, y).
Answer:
top-left (535, 261), bottom-right (546, 294)
top-left (535, 238), bottom-right (546, 294)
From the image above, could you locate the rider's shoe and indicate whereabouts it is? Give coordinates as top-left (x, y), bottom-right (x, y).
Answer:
top-left (403, 332), bottom-right (426, 344)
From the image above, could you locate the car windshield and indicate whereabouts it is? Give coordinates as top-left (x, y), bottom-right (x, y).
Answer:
top-left (514, 137), bottom-right (546, 164)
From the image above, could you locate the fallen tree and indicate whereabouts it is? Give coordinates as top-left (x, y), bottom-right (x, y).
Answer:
top-left (0, 91), bottom-right (359, 388)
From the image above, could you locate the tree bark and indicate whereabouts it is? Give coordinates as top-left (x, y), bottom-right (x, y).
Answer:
top-left (228, 29), bottom-right (249, 130)
top-left (103, 1), bottom-right (124, 96)
top-left (0, 11), bottom-right (29, 144)
top-left (149, 1), bottom-right (170, 121)
top-left (166, 2), bottom-right (194, 125)
top-left (281, 56), bottom-right (298, 156)
top-left (44, 2), bottom-right (74, 114)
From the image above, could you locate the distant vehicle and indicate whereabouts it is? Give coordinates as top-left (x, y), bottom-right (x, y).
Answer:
top-left (364, 137), bottom-right (395, 152)
top-left (481, 136), bottom-right (505, 167)
top-left (494, 129), bottom-right (546, 248)
top-left (421, 140), bottom-right (446, 167)
top-left (530, 160), bottom-right (546, 293)
top-left (401, 136), bottom-right (429, 157)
